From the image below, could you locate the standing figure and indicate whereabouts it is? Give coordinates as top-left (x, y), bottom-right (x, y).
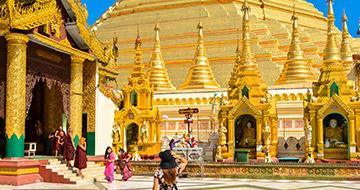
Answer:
top-left (104, 147), bottom-right (116, 183)
top-left (304, 119), bottom-right (312, 147)
top-left (262, 122), bottom-right (272, 163)
top-left (140, 121), bottom-right (149, 143)
top-left (118, 148), bottom-right (133, 181)
top-left (153, 150), bottom-right (188, 190)
top-left (74, 137), bottom-right (87, 178)
top-left (63, 128), bottom-right (75, 168)
top-left (34, 120), bottom-right (43, 139)
top-left (218, 121), bottom-right (228, 147)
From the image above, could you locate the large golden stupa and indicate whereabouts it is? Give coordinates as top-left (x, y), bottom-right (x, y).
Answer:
top-left (93, 0), bottom-right (360, 88)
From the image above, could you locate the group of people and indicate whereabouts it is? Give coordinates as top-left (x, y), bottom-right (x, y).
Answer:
top-left (169, 133), bottom-right (199, 150)
top-left (104, 145), bottom-right (188, 190)
top-left (49, 127), bottom-right (87, 178)
top-left (104, 147), bottom-right (133, 183)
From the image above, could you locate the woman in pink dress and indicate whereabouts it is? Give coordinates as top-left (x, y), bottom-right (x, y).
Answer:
top-left (104, 147), bottom-right (116, 183)
top-left (118, 148), bottom-right (132, 181)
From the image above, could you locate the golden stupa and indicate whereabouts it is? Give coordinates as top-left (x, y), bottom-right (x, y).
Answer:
top-left (275, 5), bottom-right (317, 85)
top-left (148, 24), bottom-right (176, 91)
top-left (180, 22), bottom-right (220, 89)
top-left (340, 10), bottom-right (353, 75)
top-left (92, 0), bottom-right (360, 88)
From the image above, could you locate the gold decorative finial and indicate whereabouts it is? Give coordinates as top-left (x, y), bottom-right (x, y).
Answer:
top-left (228, 0), bottom-right (267, 102)
top-left (180, 22), bottom-right (220, 89)
top-left (313, 0), bottom-right (352, 99)
top-left (276, 4), bottom-right (316, 85)
top-left (323, 0), bottom-right (341, 65)
top-left (341, 9), bottom-right (353, 74)
top-left (148, 23), bottom-right (176, 91)
top-left (131, 32), bottom-right (146, 79)
top-left (228, 28), bottom-right (241, 98)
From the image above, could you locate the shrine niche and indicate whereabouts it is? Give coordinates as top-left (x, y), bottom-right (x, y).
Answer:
top-left (323, 113), bottom-right (347, 149)
top-left (235, 114), bottom-right (256, 149)
top-left (126, 123), bottom-right (139, 152)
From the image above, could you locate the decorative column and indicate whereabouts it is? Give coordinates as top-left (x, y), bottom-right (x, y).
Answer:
top-left (227, 118), bottom-right (234, 157)
top-left (270, 117), bottom-right (278, 156)
top-left (70, 55), bottom-right (84, 147)
top-left (316, 118), bottom-right (324, 158)
top-left (349, 117), bottom-right (356, 159)
top-left (5, 33), bottom-right (29, 157)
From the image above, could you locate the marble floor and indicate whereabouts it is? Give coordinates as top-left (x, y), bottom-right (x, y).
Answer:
top-left (1, 176), bottom-right (360, 190)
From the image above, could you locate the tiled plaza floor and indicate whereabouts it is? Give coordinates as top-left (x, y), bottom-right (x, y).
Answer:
top-left (1, 176), bottom-right (360, 190)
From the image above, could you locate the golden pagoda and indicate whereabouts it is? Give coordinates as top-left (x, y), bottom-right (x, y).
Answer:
top-left (148, 24), bottom-right (176, 91)
top-left (275, 5), bottom-right (316, 85)
top-left (340, 10), bottom-right (353, 75)
top-left (218, 0), bottom-right (277, 160)
top-left (305, 0), bottom-right (360, 160)
top-left (113, 33), bottom-right (161, 154)
top-left (180, 22), bottom-right (220, 90)
top-left (228, 38), bottom-right (241, 100)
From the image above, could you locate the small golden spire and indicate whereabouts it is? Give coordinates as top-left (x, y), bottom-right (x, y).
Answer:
top-left (323, 0), bottom-right (341, 65)
top-left (341, 9), bottom-right (353, 74)
top-left (130, 31), bottom-right (146, 79)
top-left (275, 4), bottom-right (316, 84)
top-left (228, 0), bottom-right (267, 102)
top-left (314, 0), bottom-right (352, 99)
top-left (180, 22), bottom-right (220, 89)
top-left (148, 23), bottom-right (176, 91)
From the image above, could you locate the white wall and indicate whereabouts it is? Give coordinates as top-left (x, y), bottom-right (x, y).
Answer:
top-left (95, 88), bottom-right (117, 155)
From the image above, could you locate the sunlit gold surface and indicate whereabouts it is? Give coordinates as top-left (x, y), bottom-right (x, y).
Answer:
top-left (70, 56), bottom-right (84, 139)
top-left (276, 6), bottom-right (316, 85)
top-left (340, 11), bottom-right (353, 74)
top-left (180, 22), bottom-right (220, 90)
top-left (148, 24), bottom-right (176, 91)
top-left (218, 0), bottom-right (277, 160)
top-left (305, 1), bottom-right (359, 160)
top-left (5, 33), bottom-right (29, 139)
top-left (114, 35), bottom-right (161, 155)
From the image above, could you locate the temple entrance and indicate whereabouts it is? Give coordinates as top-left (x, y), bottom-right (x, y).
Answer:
top-left (26, 80), bottom-right (46, 154)
top-left (235, 114), bottom-right (256, 159)
top-left (25, 80), bottom-right (65, 155)
top-left (323, 113), bottom-right (348, 159)
top-left (126, 123), bottom-right (139, 152)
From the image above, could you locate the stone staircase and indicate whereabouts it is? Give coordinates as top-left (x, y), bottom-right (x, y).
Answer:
top-left (45, 158), bottom-right (104, 184)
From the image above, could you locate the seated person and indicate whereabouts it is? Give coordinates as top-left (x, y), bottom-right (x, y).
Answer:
top-left (325, 119), bottom-right (346, 148)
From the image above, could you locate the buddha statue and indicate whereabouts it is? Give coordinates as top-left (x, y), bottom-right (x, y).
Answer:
top-left (324, 119), bottom-right (346, 148)
top-left (239, 121), bottom-right (256, 148)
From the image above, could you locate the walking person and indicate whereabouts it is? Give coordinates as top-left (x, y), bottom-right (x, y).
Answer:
top-left (104, 146), bottom-right (116, 183)
top-left (118, 148), bottom-right (132, 181)
top-left (74, 137), bottom-right (87, 178)
top-left (152, 150), bottom-right (188, 190)
top-left (63, 128), bottom-right (75, 169)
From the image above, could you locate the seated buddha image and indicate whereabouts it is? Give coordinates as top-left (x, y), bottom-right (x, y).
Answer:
top-left (324, 119), bottom-right (346, 148)
top-left (239, 121), bottom-right (256, 148)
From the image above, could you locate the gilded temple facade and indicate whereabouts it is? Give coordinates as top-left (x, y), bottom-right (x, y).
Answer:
top-left (0, 0), bottom-right (119, 157)
top-left (91, 0), bottom-right (360, 161)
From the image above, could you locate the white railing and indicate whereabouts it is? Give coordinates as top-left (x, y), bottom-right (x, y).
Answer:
top-left (173, 148), bottom-right (203, 161)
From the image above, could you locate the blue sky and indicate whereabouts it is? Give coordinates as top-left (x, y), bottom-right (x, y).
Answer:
top-left (83, 0), bottom-right (359, 37)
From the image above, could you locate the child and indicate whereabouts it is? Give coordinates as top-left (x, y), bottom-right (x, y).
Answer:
top-left (104, 147), bottom-right (116, 183)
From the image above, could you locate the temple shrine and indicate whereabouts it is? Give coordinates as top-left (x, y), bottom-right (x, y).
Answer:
top-left (1, 0), bottom-right (360, 187)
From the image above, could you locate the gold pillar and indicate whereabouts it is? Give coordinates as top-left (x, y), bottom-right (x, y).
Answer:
top-left (270, 117), bottom-right (278, 156)
top-left (355, 109), bottom-right (360, 151)
top-left (309, 110), bottom-right (317, 147)
top-left (70, 56), bottom-right (84, 146)
top-left (5, 33), bottom-right (29, 157)
top-left (316, 118), bottom-right (324, 158)
top-left (349, 117), bottom-right (356, 159)
top-left (227, 118), bottom-right (234, 155)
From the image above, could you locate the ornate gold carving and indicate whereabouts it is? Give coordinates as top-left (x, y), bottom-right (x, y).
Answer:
top-left (180, 22), bottom-right (220, 90)
top-left (0, 167), bottom-right (39, 175)
top-left (0, 0), bottom-right (59, 30)
top-left (5, 33), bottom-right (29, 139)
top-left (148, 23), bottom-right (176, 91)
top-left (70, 56), bottom-right (84, 138)
top-left (83, 61), bottom-right (96, 132)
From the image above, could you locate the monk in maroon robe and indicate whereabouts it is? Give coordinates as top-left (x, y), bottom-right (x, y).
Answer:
top-left (74, 137), bottom-right (87, 178)
top-left (63, 128), bottom-right (75, 168)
